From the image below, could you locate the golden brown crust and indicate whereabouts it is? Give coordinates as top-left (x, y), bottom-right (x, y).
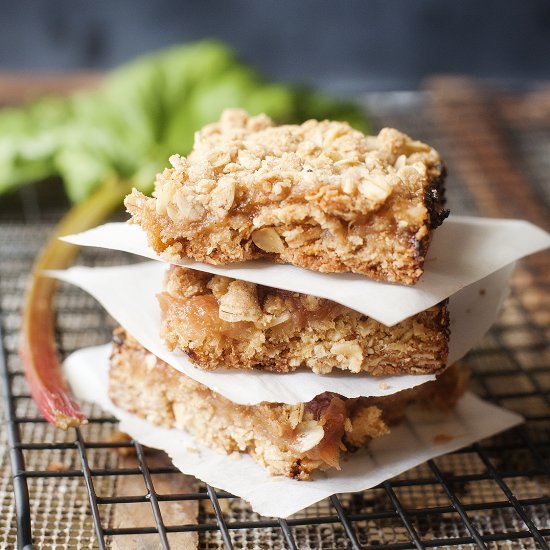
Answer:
top-left (158, 267), bottom-right (450, 375)
top-left (109, 329), bottom-right (468, 479)
top-left (125, 109), bottom-right (447, 285)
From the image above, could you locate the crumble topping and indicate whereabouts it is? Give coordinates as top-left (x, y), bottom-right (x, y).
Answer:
top-left (151, 108), bottom-right (437, 228)
top-left (125, 109), bottom-right (447, 283)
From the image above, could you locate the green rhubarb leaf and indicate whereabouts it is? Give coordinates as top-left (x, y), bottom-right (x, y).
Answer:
top-left (0, 40), bottom-right (369, 202)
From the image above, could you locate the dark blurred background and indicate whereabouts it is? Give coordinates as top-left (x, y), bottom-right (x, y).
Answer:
top-left (1, 0), bottom-right (550, 91)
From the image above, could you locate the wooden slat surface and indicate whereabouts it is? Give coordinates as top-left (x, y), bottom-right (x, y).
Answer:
top-left (0, 72), bottom-right (102, 104)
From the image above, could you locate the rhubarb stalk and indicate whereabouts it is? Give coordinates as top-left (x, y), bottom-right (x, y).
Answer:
top-left (20, 179), bottom-right (129, 429)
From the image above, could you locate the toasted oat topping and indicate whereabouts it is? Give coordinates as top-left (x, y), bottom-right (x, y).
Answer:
top-left (126, 109), bottom-right (446, 283)
top-left (151, 108), bottom-right (439, 229)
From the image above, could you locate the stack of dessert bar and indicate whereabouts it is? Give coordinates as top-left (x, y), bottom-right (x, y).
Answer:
top-left (109, 109), bottom-right (468, 480)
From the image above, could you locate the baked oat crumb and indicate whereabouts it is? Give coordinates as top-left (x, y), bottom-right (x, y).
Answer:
top-left (109, 329), bottom-right (467, 479)
top-left (158, 266), bottom-right (450, 375)
top-left (125, 109), bottom-right (448, 284)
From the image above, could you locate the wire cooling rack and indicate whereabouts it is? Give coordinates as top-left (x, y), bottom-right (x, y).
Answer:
top-left (1, 87), bottom-right (549, 549)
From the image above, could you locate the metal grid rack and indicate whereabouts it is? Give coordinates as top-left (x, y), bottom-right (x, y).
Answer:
top-left (1, 88), bottom-right (549, 549)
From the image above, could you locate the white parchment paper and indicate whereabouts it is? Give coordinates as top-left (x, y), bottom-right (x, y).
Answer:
top-left (61, 216), bottom-right (550, 326)
top-left (49, 261), bottom-right (514, 405)
top-left (63, 343), bottom-right (523, 518)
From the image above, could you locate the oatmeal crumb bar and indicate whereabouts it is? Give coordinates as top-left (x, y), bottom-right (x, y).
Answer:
top-left (158, 267), bottom-right (450, 375)
top-left (125, 109), bottom-right (448, 285)
top-left (109, 329), bottom-right (468, 479)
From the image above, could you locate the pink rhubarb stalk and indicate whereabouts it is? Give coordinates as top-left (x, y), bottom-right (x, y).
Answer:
top-left (20, 179), bottom-right (129, 429)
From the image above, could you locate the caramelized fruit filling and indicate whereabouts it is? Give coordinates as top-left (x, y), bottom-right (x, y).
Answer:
top-left (303, 394), bottom-right (347, 468)
top-left (158, 293), bottom-right (255, 342)
top-left (160, 285), bottom-right (344, 343)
